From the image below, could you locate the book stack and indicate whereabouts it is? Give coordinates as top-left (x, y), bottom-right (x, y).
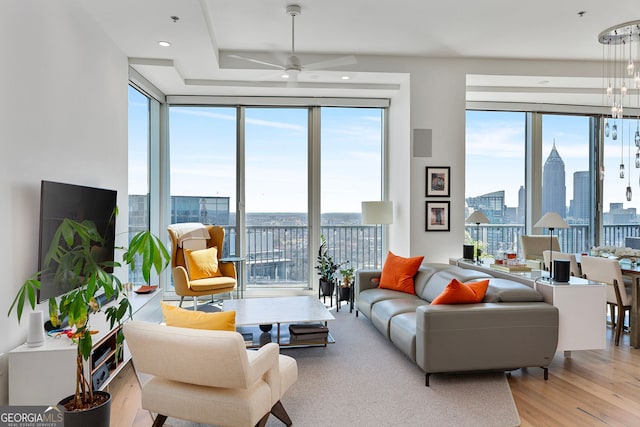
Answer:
top-left (489, 264), bottom-right (532, 273)
top-left (289, 323), bottom-right (329, 343)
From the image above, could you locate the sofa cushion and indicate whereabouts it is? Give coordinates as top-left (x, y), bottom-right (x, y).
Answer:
top-left (379, 251), bottom-right (424, 295)
top-left (413, 264), bottom-right (452, 297)
top-left (483, 278), bottom-right (544, 302)
top-left (431, 279), bottom-right (489, 305)
top-left (419, 267), bottom-right (493, 302)
top-left (389, 312), bottom-right (417, 362)
top-left (357, 288), bottom-right (410, 318)
top-left (371, 297), bottom-right (427, 339)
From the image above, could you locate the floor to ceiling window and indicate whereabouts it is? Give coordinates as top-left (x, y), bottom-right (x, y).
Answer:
top-left (127, 85), bottom-right (150, 283)
top-left (320, 107), bottom-right (384, 269)
top-left (540, 114), bottom-right (592, 253)
top-left (163, 101), bottom-right (386, 296)
top-left (465, 110), bottom-right (526, 256)
top-left (168, 106), bottom-right (237, 296)
top-left (244, 108), bottom-right (308, 288)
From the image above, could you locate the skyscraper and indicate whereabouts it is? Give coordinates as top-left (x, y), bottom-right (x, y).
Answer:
top-left (572, 171), bottom-right (589, 223)
top-left (542, 142), bottom-right (566, 218)
top-left (517, 185), bottom-right (525, 224)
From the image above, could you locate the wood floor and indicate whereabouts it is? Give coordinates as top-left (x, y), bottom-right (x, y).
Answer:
top-left (109, 327), bottom-right (640, 427)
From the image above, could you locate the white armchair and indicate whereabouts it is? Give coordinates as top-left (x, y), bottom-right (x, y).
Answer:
top-left (124, 320), bottom-right (298, 427)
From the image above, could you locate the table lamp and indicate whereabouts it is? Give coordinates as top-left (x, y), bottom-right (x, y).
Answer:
top-left (465, 210), bottom-right (490, 263)
top-left (362, 201), bottom-right (393, 269)
top-left (533, 212), bottom-right (569, 280)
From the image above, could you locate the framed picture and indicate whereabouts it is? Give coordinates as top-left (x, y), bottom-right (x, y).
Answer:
top-left (426, 201), bottom-right (450, 232)
top-left (426, 166), bottom-right (450, 197)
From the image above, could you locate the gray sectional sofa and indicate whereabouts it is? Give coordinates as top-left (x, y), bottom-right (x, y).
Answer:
top-left (355, 263), bottom-right (559, 386)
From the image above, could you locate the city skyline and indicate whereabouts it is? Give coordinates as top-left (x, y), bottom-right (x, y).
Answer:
top-left (466, 111), bottom-right (640, 216)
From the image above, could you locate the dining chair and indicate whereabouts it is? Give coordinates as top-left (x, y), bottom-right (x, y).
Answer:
top-left (520, 235), bottom-right (560, 269)
top-left (580, 256), bottom-right (632, 346)
top-left (542, 250), bottom-right (581, 277)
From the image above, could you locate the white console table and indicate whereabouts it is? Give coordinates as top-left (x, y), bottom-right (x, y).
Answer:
top-left (9, 288), bottom-right (163, 405)
top-left (451, 259), bottom-right (607, 356)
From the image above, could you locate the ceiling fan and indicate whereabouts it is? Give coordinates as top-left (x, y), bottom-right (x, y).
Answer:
top-left (227, 4), bottom-right (356, 80)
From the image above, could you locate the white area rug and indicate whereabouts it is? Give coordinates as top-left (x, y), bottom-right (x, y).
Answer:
top-left (162, 304), bottom-right (520, 427)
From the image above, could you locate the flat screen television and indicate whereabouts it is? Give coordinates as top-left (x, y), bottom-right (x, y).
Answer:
top-left (37, 180), bottom-right (117, 303)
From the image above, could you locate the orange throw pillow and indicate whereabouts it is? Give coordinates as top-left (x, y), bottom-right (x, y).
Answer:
top-left (378, 251), bottom-right (425, 295)
top-left (431, 278), bottom-right (489, 305)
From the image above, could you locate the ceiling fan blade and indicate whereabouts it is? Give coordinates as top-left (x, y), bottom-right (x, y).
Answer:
top-left (226, 54), bottom-right (285, 70)
top-left (303, 55), bottom-right (357, 71)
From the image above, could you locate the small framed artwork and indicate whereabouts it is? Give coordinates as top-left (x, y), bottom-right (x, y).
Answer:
top-left (426, 166), bottom-right (450, 197)
top-left (426, 201), bottom-right (450, 232)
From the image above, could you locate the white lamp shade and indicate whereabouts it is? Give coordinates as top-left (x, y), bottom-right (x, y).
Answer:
top-left (533, 212), bottom-right (569, 229)
top-left (361, 201), bottom-right (393, 224)
top-left (466, 210), bottom-right (490, 224)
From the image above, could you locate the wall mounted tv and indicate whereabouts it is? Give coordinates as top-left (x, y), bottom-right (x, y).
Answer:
top-left (37, 180), bottom-right (117, 303)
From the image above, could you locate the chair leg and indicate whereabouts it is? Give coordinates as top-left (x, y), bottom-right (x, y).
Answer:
top-left (193, 296), bottom-right (198, 311)
top-left (615, 304), bottom-right (625, 346)
top-left (609, 303), bottom-right (616, 328)
top-left (179, 296), bottom-right (184, 308)
top-left (152, 414), bottom-right (167, 427)
top-left (270, 401), bottom-right (292, 426)
top-left (255, 413), bottom-right (270, 427)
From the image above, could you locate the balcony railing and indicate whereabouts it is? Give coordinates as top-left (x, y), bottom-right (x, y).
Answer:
top-left (128, 223), bottom-right (640, 286)
top-left (466, 223), bottom-right (640, 257)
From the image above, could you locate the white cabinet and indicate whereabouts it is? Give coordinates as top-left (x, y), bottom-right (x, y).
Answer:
top-left (535, 280), bottom-right (607, 354)
top-left (9, 289), bottom-right (163, 405)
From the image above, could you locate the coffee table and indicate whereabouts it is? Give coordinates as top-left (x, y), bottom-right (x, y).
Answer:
top-left (223, 296), bottom-right (335, 348)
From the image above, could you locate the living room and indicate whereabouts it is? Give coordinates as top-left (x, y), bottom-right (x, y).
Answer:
top-left (3, 1), bottom-right (640, 425)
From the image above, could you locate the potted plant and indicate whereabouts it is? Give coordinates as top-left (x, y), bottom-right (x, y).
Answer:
top-left (8, 216), bottom-right (170, 427)
top-left (338, 264), bottom-right (355, 301)
top-left (315, 235), bottom-right (343, 297)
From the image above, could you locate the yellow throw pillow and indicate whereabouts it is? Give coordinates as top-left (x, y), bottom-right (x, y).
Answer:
top-left (161, 302), bottom-right (236, 331)
top-left (184, 246), bottom-right (222, 280)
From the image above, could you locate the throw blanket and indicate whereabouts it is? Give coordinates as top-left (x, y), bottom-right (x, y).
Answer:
top-left (168, 223), bottom-right (210, 248)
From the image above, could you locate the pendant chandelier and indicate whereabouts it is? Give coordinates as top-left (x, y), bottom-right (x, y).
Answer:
top-left (599, 20), bottom-right (640, 200)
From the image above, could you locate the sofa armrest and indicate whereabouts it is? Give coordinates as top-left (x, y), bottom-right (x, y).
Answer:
top-left (415, 302), bottom-right (558, 374)
top-left (356, 269), bottom-right (382, 294)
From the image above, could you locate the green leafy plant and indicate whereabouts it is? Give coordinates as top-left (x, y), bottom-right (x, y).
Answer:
top-left (339, 264), bottom-right (355, 288)
top-left (315, 235), bottom-right (345, 283)
top-left (8, 216), bottom-right (170, 411)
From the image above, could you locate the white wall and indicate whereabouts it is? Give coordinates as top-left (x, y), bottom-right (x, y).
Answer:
top-left (0, 0), bottom-right (129, 396)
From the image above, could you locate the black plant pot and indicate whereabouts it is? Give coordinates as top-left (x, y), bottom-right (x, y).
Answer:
top-left (339, 286), bottom-right (351, 301)
top-left (59, 390), bottom-right (111, 427)
top-left (319, 279), bottom-right (335, 297)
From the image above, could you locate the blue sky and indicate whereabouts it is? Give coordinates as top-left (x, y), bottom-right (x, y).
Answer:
top-left (466, 110), bottom-right (640, 212)
top-left (129, 87), bottom-right (382, 213)
top-left (133, 86), bottom-right (638, 215)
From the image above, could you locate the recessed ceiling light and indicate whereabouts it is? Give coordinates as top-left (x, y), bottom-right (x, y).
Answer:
top-left (281, 73), bottom-right (290, 79)
top-left (341, 75), bottom-right (350, 80)
top-left (158, 41), bottom-right (171, 47)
